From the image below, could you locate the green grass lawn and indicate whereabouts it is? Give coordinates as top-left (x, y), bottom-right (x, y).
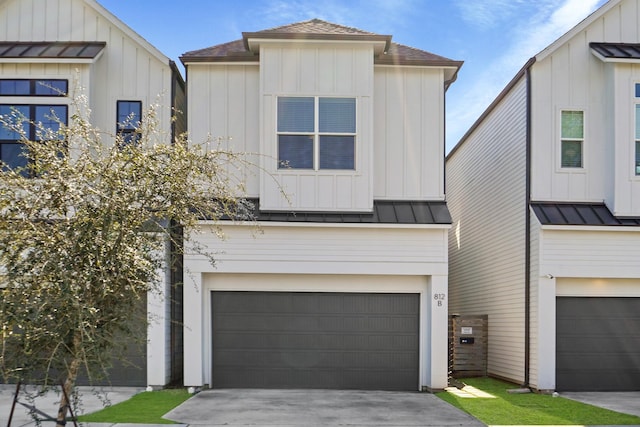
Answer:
top-left (437, 377), bottom-right (640, 425)
top-left (76, 388), bottom-right (191, 424)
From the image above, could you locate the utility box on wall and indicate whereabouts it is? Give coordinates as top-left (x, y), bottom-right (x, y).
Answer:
top-left (449, 314), bottom-right (488, 378)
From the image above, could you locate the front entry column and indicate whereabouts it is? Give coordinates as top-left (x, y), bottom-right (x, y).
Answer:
top-left (424, 274), bottom-right (448, 391)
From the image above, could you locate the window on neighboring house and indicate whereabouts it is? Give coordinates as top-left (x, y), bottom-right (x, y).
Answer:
top-left (116, 100), bottom-right (142, 145)
top-left (277, 96), bottom-right (356, 170)
top-left (0, 104), bottom-right (68, 174)
top-left (0, 79), bottom-right (68, 96)
top-left (561, 110), bottom-right (584, 168)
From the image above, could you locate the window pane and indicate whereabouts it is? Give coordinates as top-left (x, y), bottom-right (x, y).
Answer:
top-left (35, 79), bottom-right (68, 96)
top-left (35, 105), bottom-right (67, 140)
top-left (277, 97), bottom-right (314, 132)
top-left (0, 80), bottom-right (30, 96)
top-left (561, 111), bottom-right (583, 139)
top-left (1, 142), bottom-right (29, 173)
top-left (117, 101), bottom-right (142, 130)
top-left (278, 135), bottom-right (313, 169)
top-left (0, 105), bottom-right (29, 140)
top-left (319, 98), bottom-right (355, 133)
top-left (636, 105), bottom-right (640, 140)
top-left (636, 141), bottom-right (640, 176)
top-left (636, 83), bottom-right (640, 98)
top-left (561, 140), bottom-right (582, 168)
top-left (319, 135), bottom-right (355, 170)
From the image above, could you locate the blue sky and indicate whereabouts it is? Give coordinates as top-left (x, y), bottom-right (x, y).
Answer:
top-left (98, 0), bottom-right (607, 152)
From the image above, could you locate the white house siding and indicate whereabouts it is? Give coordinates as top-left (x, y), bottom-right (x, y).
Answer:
top-left (609, 62), bottom-right (640, 216)
top-left (528, 213), bottom-right (543, 390)
top-left (0, 0), bottom-right (181, 387)
top-left (186, 63), bottom-right (261, 196)
top-left (258, 43), bottom-right (374, 212)
top-left (533, 226), bottom-right (640, 390)
top-left (447, 77), bottom-right (528, 384)
top-left (0, 0), bottom-right (174, 146)
top-left (373, 66), bottom-right (445, 201)
top-left (539, 227), bottom-right (640, 279)
top-left (530, 0), bottom-right (640, 217)
top-left (182, 223), bottom-right (450, 390)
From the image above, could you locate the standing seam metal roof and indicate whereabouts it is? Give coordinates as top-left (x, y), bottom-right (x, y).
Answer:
top-left (221, 199), bottom-right (452, 225)
top-left (531, 202), bottom-right (640, 226)
top-left (0, 42), bottom-right (106, 59)
top-left (590, 42), bottom-right (640, 60)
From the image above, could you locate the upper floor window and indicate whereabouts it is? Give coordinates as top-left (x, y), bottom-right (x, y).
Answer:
top-left (116, 101), bottom-right (142, 145)
top-left (560, 110), bottom-right (583, 168)
top-left (277, 96), bottom-right (355, 170)
top-left (0, 104), bottom-right (68, 174)
top-left (0, 79), bottom-right (68, 97)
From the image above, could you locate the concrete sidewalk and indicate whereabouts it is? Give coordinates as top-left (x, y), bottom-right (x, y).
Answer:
top-left (0, 385), bottom-right (145, 427)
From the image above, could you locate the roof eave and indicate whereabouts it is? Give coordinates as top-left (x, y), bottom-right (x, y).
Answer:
top-left (243, 32), bottom-right (392, 54)
top-left (180, 55), bottom-right (259, 65)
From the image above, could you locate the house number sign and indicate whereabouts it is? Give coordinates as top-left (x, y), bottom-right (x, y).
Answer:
top-left (434, 293), bottom-right (446, 307)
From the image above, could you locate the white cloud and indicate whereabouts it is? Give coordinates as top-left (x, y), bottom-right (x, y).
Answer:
top-left (454, 0), bottom-right (529, 30)
top-left (446, 0), bottom-right (604, 150)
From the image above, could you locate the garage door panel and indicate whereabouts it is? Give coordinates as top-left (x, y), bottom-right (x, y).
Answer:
top-left (212, 291), bottom-right (419, 390)
top-left (557, 297), bottom-right (640, 391)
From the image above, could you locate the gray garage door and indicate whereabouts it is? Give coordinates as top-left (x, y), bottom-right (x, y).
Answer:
top-left (212, 291), bottom-right (419, 390)
top-left (556, 297), bottom-right (640, 391)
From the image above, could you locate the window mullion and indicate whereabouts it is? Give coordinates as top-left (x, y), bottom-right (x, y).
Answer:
top-left (314, 97), bottom-right (319, 171)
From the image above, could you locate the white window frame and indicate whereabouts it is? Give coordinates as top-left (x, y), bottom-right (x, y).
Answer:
top-left (634, 83), bottom-right (640, 177)
top-left (559, 109), bottom-right (585, 170)
top-left (276, 96), bottom-right (356, 171)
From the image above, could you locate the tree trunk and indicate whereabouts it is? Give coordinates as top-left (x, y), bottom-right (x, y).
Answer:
top-left (56, 332), bottom-right (82, 427)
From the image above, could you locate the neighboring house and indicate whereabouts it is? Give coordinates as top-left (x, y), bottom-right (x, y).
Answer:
top-left (0, 0), bottom-right (185, 387)
top-left (179, 19), bottom-right (462, 391)
top-left (447, 0), bottom-right (640, 392)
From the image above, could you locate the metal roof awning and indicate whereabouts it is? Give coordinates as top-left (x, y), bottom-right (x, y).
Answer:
top-left (590, 42), bottom-right (640, 63)
top-left (0, 41), bottom-right (106, 63)
top-left (219, 199), bottom-right (452, 225)
top-left (531, 202), bottom-right (640, 226)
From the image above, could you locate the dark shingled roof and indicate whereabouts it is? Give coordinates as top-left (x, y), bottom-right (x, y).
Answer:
top-left (590, 42), bottom-right (640, 61)
top-left (226, 199), bottom-right (451, 225)
top-left (0, 42), bottom-right (106, 59)
top-left (531, 202), bottom-right (640, 226)
top-left (181, 18), bottom-right (462, 69)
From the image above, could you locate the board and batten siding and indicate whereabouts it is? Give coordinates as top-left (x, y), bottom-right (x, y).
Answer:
top-left (259, 43), bottom-right (374, 212)
top-left (530, 0), bottom-right (640, 216)
top-left (0, 0), bottom-right (174, 146)
top-left (447, 76), bottom-right (528, 384)
top-left (186, 64), bottom-right (261, 196)
top-left (373, 66), bottom-right (445, 201)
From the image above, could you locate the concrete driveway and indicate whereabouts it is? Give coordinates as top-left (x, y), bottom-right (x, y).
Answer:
top-left (164, 388), bottom-right (485, 426)
top-left (562, 391), bottom-right (640, 418)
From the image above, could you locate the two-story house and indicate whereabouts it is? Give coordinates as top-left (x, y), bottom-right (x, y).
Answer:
top-left (179, 19), bottom-right (462, 391)
top-left (0, 0), bottom-right (185, 387)
top-left (447, 0), bottom-right (640, 392)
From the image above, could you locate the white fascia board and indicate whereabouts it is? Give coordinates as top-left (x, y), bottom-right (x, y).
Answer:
top-left (184, 61), bottom-right (259, 67)
top-left (0, 57), bottom-right (99, 65)
top-left (197, 220), bottom-right (451, 230)
top-left (540, 224), bottom-right (640, 232)
top-left (590, 49), bottom-right (640, 63)
top-left (247, 38), bottom-right (387, 54)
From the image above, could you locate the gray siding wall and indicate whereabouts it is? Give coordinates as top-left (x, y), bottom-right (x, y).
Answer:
top-left (447, 77), bottom-right (528, 383)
